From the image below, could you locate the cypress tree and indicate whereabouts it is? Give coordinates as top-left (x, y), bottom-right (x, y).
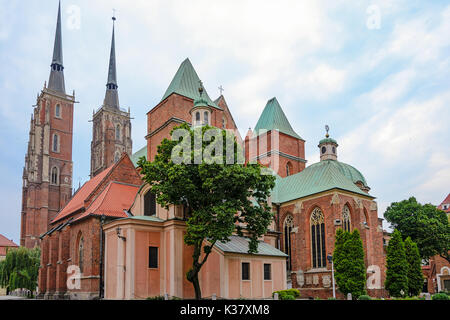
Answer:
top-left (333, 229), bottom-right (366, 298)
top-left (385, 229), bottom-right (408, 297)
top-left (404, 237), bottom-right (424, 296)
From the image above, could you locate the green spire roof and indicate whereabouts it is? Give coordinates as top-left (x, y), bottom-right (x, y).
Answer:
top-left (161, 58), bottom-right (221, 109)
top-left (271, 159), bottom-right (372, 203)
top-left (254, 97), bottom-right (302, 140)
top-left (130, 145), bottom-right (147, 167)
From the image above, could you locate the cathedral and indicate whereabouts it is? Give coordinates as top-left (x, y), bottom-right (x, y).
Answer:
top-left (21, 2), bottom-right (387, 299)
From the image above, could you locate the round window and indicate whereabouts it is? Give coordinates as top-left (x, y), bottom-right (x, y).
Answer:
top-left (321, 146), bottom-right (326, 154)
top-left (332, 147), bottom-right (336, 153)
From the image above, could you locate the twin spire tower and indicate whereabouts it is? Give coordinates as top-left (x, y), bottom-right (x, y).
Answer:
top-left (20, 2), bottom-right (132, 248)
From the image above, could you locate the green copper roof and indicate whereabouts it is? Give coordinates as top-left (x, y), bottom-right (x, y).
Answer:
top-left (254, 97), bottom-right (302, 140)
top-left (271, 159), bottom-right (372, 203)
top-left (319, 137), bottom-right (338, 145)
top-left (130, 145), bottom-right (146, 167)
top-left (161, 58), bottom-right (221, 110)
top-left (214, 235), bottom-right (287, 257)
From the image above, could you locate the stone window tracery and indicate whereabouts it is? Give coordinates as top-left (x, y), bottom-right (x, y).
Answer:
top-left (343, 205), bottom-right (351, 232)
top-left (310, 207), bottom-right (326, 269)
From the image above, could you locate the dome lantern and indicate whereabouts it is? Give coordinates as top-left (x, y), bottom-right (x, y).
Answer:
top-left (318, 125), bottom-right (338, 161)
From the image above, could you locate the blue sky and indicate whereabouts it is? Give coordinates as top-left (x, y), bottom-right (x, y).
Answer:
top-left (0, 0), bottom-right (449, 244)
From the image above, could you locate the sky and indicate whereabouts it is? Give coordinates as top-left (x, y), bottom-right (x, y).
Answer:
top-left (0, 0), bottom-right (449, 244)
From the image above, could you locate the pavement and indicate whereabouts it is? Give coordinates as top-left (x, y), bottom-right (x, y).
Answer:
top-left (0, 295), bottom-right (28, 300)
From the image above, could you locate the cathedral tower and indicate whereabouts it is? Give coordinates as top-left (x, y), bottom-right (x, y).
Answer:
top-left (21, 1), bottom-right (75, 248)
top-left (91, 16), bottom-right (132, 177)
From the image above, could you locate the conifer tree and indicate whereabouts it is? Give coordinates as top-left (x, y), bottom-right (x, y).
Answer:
top-left (404, 237), bottom-right (424, 296)
top-left (385, 229), bottom-right (408, 297)
top-left (333, 228), bottom-right (366, 298)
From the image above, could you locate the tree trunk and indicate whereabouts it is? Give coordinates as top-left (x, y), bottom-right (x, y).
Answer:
top-left (187, 242), bottom-right (203, 299)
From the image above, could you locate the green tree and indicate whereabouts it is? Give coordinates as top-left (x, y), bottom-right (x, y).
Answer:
top-left (384, 197), bottom-right (450, 263)
top-left (138, 123), bottom-right (275, 299)
top-left (333, 228), bottom-right (366, 299)
top-left (0, 246), bottom-right (40, 297)
top-left (385, 230), bottom-right (408, 297)
top-left (404, 237), bottom-right (424, 296)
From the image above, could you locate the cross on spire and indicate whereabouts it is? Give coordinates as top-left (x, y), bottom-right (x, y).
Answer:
top-left (218, 85), bottom-right (224, 95)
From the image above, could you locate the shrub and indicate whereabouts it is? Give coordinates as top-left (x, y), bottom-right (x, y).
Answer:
top-left (328, 297), bottom-right (337, 300)
top-left (358, 295), bottom-right (371, 300)
top-left (146, 295), bottom-right (165, 300)
top-left (272, 289), bottom-right (300, 300)
top-left (432, 293), bottom-right (449, 300)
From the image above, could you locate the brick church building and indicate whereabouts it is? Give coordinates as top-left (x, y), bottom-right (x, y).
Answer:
top-left (22, 2), bottom-right (387, 299)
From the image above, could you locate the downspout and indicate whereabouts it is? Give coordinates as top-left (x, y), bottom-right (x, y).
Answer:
top-left (275, 203), bottom-right (281, 250)
top-left (99, 215), bottom-right (105, 299)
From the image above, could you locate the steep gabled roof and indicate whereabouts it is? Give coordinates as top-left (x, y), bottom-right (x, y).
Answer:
top-left (52, 165), bottom-right (115, 223)
top-left (74, 182), bottom-right (140, 222)
top-left (271, 159), bottom-right (373, 203)
top-left (438, 193), bottom-right (450, 213)
top-left (254, 97), bottom-right (302, 140)
top-left (0, 234), bottom-right (18, 248)
top-left (161, 58), bottom-right (221, 109)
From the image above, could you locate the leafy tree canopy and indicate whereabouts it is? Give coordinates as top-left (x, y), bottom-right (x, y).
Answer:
top-left (138, 123), bottom-right (276, 299)
top-left (384, 197), bottom-right (450, 262)
top-left (385, 229), bottom-right (408, 297)
top-left (0, 246), bottom-right (40, 297)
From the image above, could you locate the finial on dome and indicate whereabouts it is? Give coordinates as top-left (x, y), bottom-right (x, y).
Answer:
top-left (198, 80), bottom-right (204, 97)
top-left (325, 124), bottom-right (330, 138)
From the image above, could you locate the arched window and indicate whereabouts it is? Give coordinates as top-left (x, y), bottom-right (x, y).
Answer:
top-left (195, 112), bottom-right (200, 124)
top-left (52, 134), bottom-right (59, 152)
top-left (116, 124), bottom-right (121, 141)
top-left (342, 205), bottom-right (351, 232)
top-left (55, 104), bottom-right (61, 118)
top-left (203, 111), bottom-right (209, 125)
top-left (284, 215), bottom-right (294, 271)
top-left (310, 207), bottom-right (326, 269)
top-left (78, 237), bottom-right (84, 273)
top-left (286, 162), bottom-right (293, 176)
top-left (51, 166), bottom-right (59, 185)
top-left (144, 190), bottom-right (157, 216)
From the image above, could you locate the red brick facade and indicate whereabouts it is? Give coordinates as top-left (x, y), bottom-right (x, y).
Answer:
top-left (38, 155), bottom-right (142, 299)
top-left (274, 192), bottom-right (387, 298)
top-left (21, 89), bottom-right (75, 248)
top-left (146, 93), bottom-right (240, 162)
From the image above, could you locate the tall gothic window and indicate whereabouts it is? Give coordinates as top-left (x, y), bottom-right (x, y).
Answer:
top-left (52, 134), bottom-right (59, 152)
top-left (195, 112), bottom-right (200, 125)
top-left (144, 190), bottom-right (157, 216)
top-left (311, 207), bottom-right (326, 269)
top-left (51, 166), bottom-right (59, 185)
top-left (78, 237), bottom-right (84, 273)
top-left (284, 215), bottom-right (294, 271)
top-left (116, 124), bottom-right (121, 141)
top-left (342, 205), bottom-right (351, 232)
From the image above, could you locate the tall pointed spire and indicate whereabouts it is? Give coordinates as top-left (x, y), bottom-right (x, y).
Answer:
top-left (104, 15), bottom-right (119, 109)
top-left (48, 0), bottom-right (66, 94)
